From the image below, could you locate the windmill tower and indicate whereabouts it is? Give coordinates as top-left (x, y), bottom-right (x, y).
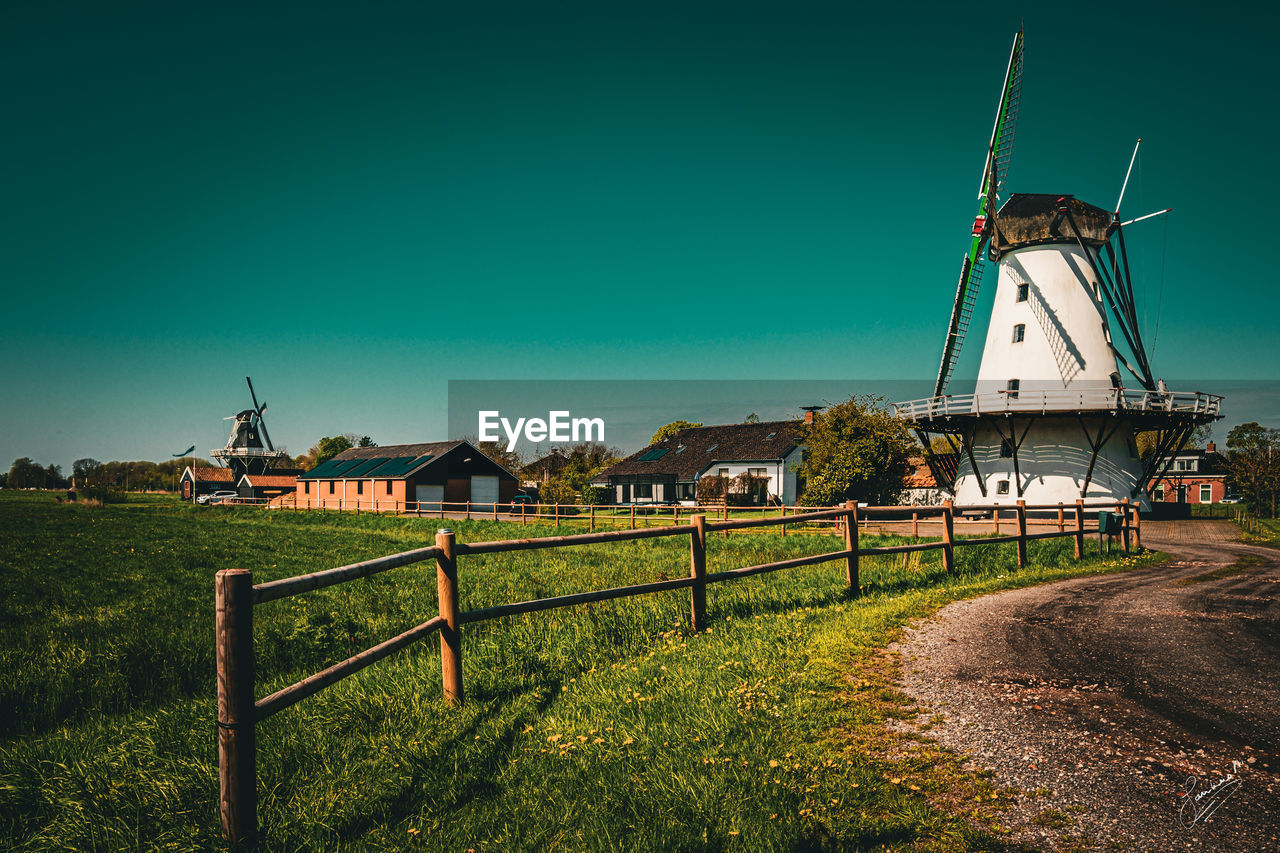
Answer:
top-left (210, 377), bottom-right (290, 479)
top-left (895, 29), bottom-right (1221, 510)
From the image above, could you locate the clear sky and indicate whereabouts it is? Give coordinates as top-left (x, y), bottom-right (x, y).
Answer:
top-left (4, 1), bottom-right (1277, 470)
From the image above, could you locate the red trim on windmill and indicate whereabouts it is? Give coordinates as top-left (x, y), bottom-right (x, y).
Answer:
top-left (971, 215), bottom-right (986, 236)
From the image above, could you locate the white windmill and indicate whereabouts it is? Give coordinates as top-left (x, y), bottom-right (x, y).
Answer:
top-left (894, 29), bottom-right (1221, 510)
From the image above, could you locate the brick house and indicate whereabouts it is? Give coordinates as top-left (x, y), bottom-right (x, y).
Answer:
top-left (294, 440), bottom-right (518, 510)
top-left (180, 466), bottom-right (236, 501)
top-left (1150, 442), bottom-right (1232, 505)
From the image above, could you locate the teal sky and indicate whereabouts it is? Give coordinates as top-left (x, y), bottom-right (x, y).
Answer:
top-left (4, 1), bottom-right (1277, 469)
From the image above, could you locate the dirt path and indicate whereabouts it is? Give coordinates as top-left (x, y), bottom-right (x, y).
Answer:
top-left (894, 520), bottom-right (1280, 851)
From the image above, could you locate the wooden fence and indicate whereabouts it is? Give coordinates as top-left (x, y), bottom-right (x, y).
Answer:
top-left (216, 497), bottom-right (1138, 845)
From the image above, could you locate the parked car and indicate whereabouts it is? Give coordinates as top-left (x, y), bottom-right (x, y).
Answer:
top-left (204, 491), bottom-right (239, 505)
top-left (507, 493), bottom-right (534, 512)
top-left (1220, 494), bottom-right (1242, 505)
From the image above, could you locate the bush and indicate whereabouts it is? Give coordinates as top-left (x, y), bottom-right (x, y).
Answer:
top-left (580, 485), bottom-right (611, 505)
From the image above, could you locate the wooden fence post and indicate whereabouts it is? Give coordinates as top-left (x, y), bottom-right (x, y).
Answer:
top-left (780, 505), bottom-right (787, 537)
top-left (435, 530), bottom-right (463, 706)
top-left (493, 501), bottom-right (498, 522)
top-left (942, 500), bottom-right (955, 573)
top-left (993, 507), bottom-right (1000, 535)
top-left (723, 504), bottom-right (729, 539)
top-left (673, 506), bottom-right (679, 527)
top-left (1133, 503), bottom-right (1142, 550)
top-left (1120, 498), bottom-right (1131, 553)
top-left (1057, 503), bottom-right (1065, 533)
top-left (589, 504), bottom-right (595, 532)
top-left (1016, 500), bottom-right (1027, 569)
top-left (466, 501), bottom-right (471, 521)
top-left (844, 501), bottom-right (860, 595)
top-left (1074, 499), bottom-right (1085, 560)
top-left (554, 503), bottom-right (560, 528)
top-left (690, 515), bottom-right (707, 631)
top-left (912, 509), bottom-right (919, 538)
top-left (521, 503), bottom-right (527, 526)
top-left (216, 569), bottom-right (256, 848)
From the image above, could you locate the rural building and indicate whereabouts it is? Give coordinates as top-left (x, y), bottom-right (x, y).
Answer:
top-left (594, 420), bottom-right (803, 506)
top-left (1150, 442), bottom-right (1232, 505)
top-left (180, 466), bottom-right (235, 501)
top-left (236, 472), bottom-right (302, 502)
top-left (520, 450), bottom-right (569, 488)
top-left (903, 455), bottom-right (957, 506)
top-left (294, 440), bottom-right (518, 510)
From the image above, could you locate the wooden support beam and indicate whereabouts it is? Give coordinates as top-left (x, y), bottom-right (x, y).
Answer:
top-left (844, 501), bottom-right (859, 595)
top-left (435, 530), bottom-right (463, 706)
top-left (1016, 500), bottom-right (1027, 568)
top-left (690, 515), bottom-right (707, 631)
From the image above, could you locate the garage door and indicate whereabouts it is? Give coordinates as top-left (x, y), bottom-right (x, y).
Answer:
top-left (415, 484), bottom-right (443, 510)
top-left (470, 475), bottom-right (499, 510)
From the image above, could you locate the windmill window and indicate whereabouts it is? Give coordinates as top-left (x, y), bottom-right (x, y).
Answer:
top-left (997, 480), bottom-right (1010, 495)
top-left (1016, 283), bottom-right (1029, 302)
top-left (1012, 324), bottom-right (1025, 343)
top-left (1000, 439), bottom-right (1014, 458)
top-left (1006, 379), bottom-right (1020, 399)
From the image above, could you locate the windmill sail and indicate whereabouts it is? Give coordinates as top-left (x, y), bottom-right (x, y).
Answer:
top-left (933, 28), bottom-right (1024, 398)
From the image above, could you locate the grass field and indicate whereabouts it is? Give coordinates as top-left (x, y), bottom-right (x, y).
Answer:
top-left (0, 490), bottom-right (1162, 851)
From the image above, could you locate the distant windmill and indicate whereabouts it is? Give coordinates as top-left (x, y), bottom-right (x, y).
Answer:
top-left (210, 377), bottom-right (290, 479)
top-left (894, 29), bottom-right (1222, 509)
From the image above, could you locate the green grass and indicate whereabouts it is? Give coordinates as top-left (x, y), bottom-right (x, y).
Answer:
top-left (0, 490), bottom-right (1162, 851)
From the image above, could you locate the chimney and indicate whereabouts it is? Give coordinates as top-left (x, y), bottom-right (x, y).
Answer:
top-left (1206, 441), bottom-right (1216, 454)
top-left (801, 405), bottom-right (824, 425)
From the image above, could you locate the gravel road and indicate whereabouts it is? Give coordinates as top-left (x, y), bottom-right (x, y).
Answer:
top-left (894, 520), bottom-right (1280, 851)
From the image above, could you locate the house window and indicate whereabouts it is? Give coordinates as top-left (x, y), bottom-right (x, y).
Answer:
top-left (328, 481), bottom-right (335, 494)
top-left (385, 480), bottom-right (393, 495)
top-left (356, 480), bottom-right (364, 495)
top-left (766, 432), bottom-right (776, 440)
top-left (997, 480), bottom-right (1010, 495)
top-left (1152, 484), bottom-right (1165, 502)
top-left (706, 444), bottom-right (718, 452)
top-left (1006, 379), bottom-right (1020, 399)
top-left (304, 481), bottom-right (311, 494)
top-left (676, 483), bottom-right (696, 500)
top-left (1012, 324), bottom-right (1025, 343)
top-left (748, 467), bottom-right (767, 478)
top-left (1016, 283), bottom-right (1029, 302)
top-left (1200, 484), bottom-right (1213, 503)
top-left (718, 467), bottom-right (730, 478)
top-left (1174, 459), bottom-right (1197, 472)
top-left (634, 483), bottom-right (653, 499)
top-left (1000, 439), bottom-right (1014, 458)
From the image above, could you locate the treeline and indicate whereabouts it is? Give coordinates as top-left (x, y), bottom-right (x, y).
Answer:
top-left (3, 457), bottom-right (215, 492)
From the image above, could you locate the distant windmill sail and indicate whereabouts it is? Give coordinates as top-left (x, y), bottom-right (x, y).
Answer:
top-left (173, 445), bottom-right (195, 457)
top-left (933, 27), bottom-right (1024, 398)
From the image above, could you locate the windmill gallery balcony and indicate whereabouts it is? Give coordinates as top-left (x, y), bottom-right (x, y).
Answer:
top-left (893, 388), bottom-right (1223, 426)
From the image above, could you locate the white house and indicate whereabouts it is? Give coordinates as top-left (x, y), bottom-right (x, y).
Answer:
top-left (593, 420), bottom-right (803, 506)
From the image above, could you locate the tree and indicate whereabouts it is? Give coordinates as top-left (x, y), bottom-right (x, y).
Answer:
top-left (311, 435), bottom-right (354, 467)
top-left (6, 458), bottom-right (43, 489)
top-left (1225, 422), bottom-right (1280, 516)
top-left (73, 458), bottom-right (104, 484)
top-left (797, 396), bottom-right (915, 506)
top-left (651, 420), bottom-right (702, 445)
top-left (743, 413), bottom-right (760, 424)
top-left (559, 442), bottom-right (622, 492)
top-left (357, 435), bottom-right (376, 447)
top-left (473, 440), bottom-right (523, 476)
top-left (539, 477), bottom-right (576, 505)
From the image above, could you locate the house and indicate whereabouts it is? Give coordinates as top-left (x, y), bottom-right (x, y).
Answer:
top-left (903, 455), bottom-right (957, 506)
top-left (593, 420), bottom-right (803, 506)
top-left (294, 440), bottom-right (518, 510)
top-left (180, 466), bottom-right (236, 502)
top-left (520, 450), bottom-right (569, 489)
top-left (237, 471), bottom-right (303, 502)
top-left (1150, 442), bottom-right (1232, 505)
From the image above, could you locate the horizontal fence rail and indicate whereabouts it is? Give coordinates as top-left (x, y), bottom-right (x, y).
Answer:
top-left (215, 496), bottom-right (1140, 845)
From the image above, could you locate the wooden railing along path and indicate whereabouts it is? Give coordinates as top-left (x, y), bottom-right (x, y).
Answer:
top-left (216, 497), bottom-right (1139, 845)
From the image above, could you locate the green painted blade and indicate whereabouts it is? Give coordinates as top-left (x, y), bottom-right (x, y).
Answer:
top-left (933, 28), bottom-right (1024, 399)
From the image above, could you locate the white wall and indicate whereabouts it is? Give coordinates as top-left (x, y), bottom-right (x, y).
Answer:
top-left (952, 416), bottom-right (1149, 510)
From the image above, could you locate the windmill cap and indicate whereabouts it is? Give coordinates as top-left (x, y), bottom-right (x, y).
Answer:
top-left (992, 193), bottom-right (1112, 259)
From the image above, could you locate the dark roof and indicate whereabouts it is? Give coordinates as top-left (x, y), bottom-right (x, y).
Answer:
top-left (521, 451), bottom-right (570, 478)
top-left (299, 441), bottom-right (463, 481)
top-left (598, 420), bottom-right (801, 482)
top-left (992, 194), bottom-right (1112, 259)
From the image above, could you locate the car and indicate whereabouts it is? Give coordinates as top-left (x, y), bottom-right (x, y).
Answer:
top-left (206, 491), bottom-right (240, 505)
top-left (1219, 495), bottom-right (1242, 505)
top-left (507, 493), bottom-right (535, 512)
